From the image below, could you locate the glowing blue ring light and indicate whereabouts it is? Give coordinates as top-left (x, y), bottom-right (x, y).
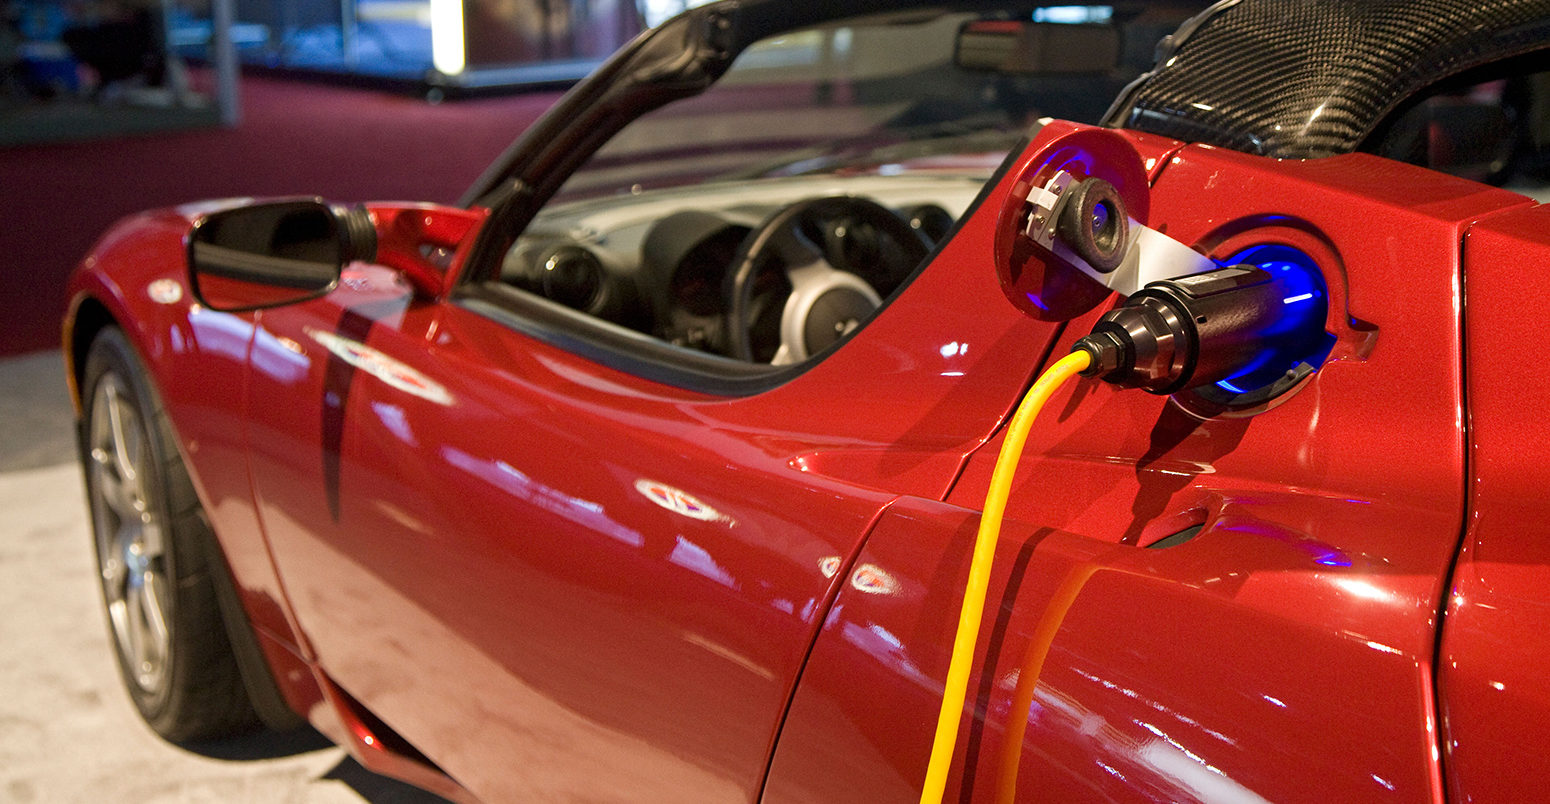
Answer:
top-left (1198, 244), bottom-right (1334, 406)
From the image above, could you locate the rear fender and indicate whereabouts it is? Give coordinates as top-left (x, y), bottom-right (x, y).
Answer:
top-left (765, 495), bottom-right (1448, 803)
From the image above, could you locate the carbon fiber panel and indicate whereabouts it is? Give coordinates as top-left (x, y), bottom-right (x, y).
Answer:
top-left (1110, 0), bottom-right (1550, 157)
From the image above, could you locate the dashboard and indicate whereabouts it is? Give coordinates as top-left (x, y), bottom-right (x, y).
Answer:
top-left (500, 174), bottom-right (987, 362)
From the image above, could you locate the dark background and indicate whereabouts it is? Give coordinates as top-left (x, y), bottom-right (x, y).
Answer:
top-left (0, 76), bottom-right (560, 357)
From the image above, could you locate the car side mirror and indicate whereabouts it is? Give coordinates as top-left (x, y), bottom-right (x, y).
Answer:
top-left (188, 199), bottom-right (377, 312)
top-left (955, 20), bottom-right (1118, 74)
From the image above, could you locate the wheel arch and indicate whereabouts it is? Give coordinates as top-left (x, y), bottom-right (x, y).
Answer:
top-left (64, 294), bottom-right (118, 418)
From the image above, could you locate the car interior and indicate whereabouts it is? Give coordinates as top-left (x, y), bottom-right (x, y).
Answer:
top-left (488, 5), bottom-right (1204, 367)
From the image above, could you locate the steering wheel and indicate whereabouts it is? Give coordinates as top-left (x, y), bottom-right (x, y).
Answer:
top-left (723, 196), bottom-right (930, 363)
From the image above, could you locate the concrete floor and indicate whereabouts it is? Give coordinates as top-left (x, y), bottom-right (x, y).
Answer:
top-left (0, 350), bottom-right (446, 803)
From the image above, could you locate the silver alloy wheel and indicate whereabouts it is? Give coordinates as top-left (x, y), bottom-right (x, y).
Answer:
top-left (88, 372), bottom-right (171, 696)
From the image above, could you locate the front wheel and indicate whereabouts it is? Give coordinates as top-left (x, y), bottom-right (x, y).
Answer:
top-left (82, 327), bottom-right (257, 741)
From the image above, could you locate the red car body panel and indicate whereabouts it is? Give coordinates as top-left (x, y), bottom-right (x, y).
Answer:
top-left (235, 149), bottom-right (1071, 799)
top-left (59, 116), bottom-right (1550, 803)
top-left (67, 132), bottom-right (1080, 799)
top-left (1442, 205), bottom-right (1550, 804)
top-left (763, 138), bottom-right (1538, 802)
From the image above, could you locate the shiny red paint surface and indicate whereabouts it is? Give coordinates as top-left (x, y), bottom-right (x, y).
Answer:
top-left (236, 155), bottom-right (1067, 799)
top-left (59, 122), bottom-right (1550, 803)
top-left (1441, 204), bottom-right (1550, 804)
top-left (65, 169), bottom-right (1072, 798)
top-left (765, 138), bottom-right (1537, 802)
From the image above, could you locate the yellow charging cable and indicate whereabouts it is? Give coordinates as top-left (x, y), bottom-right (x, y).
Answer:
top-left (919, 348), bottom-right (1092, 804)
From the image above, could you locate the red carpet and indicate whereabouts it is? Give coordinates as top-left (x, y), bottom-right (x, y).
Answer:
top-left (0, 76), bottom-right (561, 356)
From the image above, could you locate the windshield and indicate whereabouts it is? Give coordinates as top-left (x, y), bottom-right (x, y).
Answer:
top-left (552, 5), bottom-right (1202, 205)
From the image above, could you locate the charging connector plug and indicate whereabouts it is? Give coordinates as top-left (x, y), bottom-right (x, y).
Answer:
top-left (1073, 264), bottom-right (1325, 395)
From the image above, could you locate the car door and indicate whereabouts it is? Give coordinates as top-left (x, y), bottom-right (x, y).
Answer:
top-left (239, 164), bottom-right (1062, 801)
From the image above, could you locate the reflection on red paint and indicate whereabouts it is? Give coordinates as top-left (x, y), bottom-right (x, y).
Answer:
top-left (850, 563), bottom-right (899, 595)
top-left (635, 478), bottom-right (727, 523)
top-left (306, 328), bottom-right (452, 406)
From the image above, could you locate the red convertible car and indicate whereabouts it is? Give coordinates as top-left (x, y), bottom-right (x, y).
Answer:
top-left (62, 0), bottom-right (1550, 801)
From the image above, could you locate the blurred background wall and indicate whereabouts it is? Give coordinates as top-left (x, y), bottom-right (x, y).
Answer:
top-left (2, 0), bottom-right (716, 356)
top-left (0, 70), bottom-right (562, 356)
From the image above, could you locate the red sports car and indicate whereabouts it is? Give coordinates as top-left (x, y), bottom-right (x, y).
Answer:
top-left (62, 0), bottom-right (1550, 801)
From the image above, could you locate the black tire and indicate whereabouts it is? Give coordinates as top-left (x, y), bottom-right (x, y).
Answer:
top-left (81, 326), bottom-right (258, 742)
